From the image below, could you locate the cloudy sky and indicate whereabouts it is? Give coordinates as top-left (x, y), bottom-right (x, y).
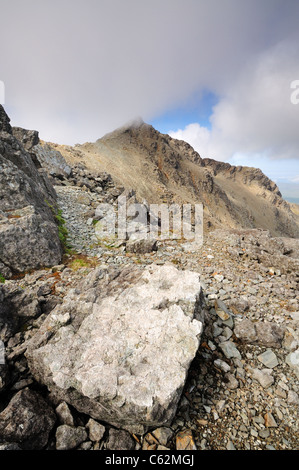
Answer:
top-left (1, 0), bottom-right (299, 200)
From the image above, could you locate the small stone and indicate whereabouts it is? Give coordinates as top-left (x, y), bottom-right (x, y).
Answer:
top-left (224, 372), bottom-right (239, 389)
top-left (285, 349), bottom-right (299, 379)
top-left (215, 299), bottom-right (231, 321)
top-left (259, 429), bottom-right (270, 439)
top-left (197, 419), bottom-right (208, 426)
top-left (151, 427), bottom-right (174, 446)
top-left (143, 432), bottom-right (159, 448)
top-left (55, 402), bottom-right (74, 426)
top-left (214, 358), bottom-right (231, 373)
top-left (264, 412), bottom-right (278, 428)
top-left (175, 430), bottom-right (197, 450)
top-left (55, 425), bottom-right (87, 450)
top-left (257, 349), bottom-right (279, 369)
top-left (287, 390), bottom-right (299, 405)
top-left (226, 440), bottom-right (236, 450)
top-left (219, 341), bottom-right (242, 360)
top-left (106, 428), bottom-right (136, 450)
top-left (252, 368), bottom-right (274, 388)
top-left (215, 400), bottom-right (226, 414)
top-left (86, 418), bottom-right (105, 442)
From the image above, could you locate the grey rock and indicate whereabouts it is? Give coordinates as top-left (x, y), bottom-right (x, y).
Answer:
top-left (287, 390), bottom-right (299, 405)
top-left (234, 319), bottom-right (285, 348)
top-left (214, 358), bottom-right (231, 373)
top-left (251, 368), bottom-right (274, 388)
top-left (257, 349), bottom-right (279, 369)
top-left (12, 127), bottom-right (39, 152)
top-left (55, 425), bottom-right (87, 450)
top-left (0, 442), bottom-right (22, 450)
top-left (86, 418), bottom-right (106, 442)
top-left (55, 401), bottom-right (74, 426)
top-left (255, 321), bottom-right (285, 348)
top-left (0, 106), bottom-right (63, 276)
top-left (105, 428), bottom-right (136, 450)
top-left (26, 264), bottom-right (203, 434)
top-left (0, 205), bottom-right (62, 275)
top-left (32, 143), bottom-right (72, 178)
top-left (219, 341), bottom-right (241, 360)
top-left (234, 318), bottom-right (257, 343)
top-left (126, 238), bottom-right (158, 254)
top-left (224, 372), bottom-right (239, 389)
top-left (285, 349), bottom-right (299, 379)
top-left (0, 105), bottom-right (12, 133)
top-left (0, 389), bottom-right (56, 449)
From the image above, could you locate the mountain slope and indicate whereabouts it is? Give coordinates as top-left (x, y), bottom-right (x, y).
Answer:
top-left (46, 119), bottom-right (299, 238)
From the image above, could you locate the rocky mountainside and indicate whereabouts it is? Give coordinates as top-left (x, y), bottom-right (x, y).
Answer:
top-left (46, 119), bottom-right (299, 239)
top-left (0, 106), bottom-right (298, 451)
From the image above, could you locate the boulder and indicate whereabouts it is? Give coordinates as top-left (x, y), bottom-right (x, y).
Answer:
top-left (0, 205), bottom-right (62, 276)
top-left (32, 142), bottom-right (72, 179)
top-left (0, 388), bottom-right (56, 450)
top-left (25, 264), bottom-right (204, 434)
top-left (0, 105), bottom-right (63, 277)
top-left (126, 238), bottom-right (158, 254)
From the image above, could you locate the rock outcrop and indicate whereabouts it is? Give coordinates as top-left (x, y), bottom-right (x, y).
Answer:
top-left (0, 105), bottom-right (63, 278)
top-left (25, 264), bottom-right (204, 434)
top-left (0, 388), bottom-right (56, 450)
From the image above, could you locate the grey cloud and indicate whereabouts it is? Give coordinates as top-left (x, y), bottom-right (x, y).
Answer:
top-left (1, 0), bottom-right (299, 145)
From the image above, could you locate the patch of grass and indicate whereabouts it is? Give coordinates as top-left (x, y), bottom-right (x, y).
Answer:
top-left (0, 273), bottom-right (5, 284)
top-left (69, 255), bottom-right (98, 271)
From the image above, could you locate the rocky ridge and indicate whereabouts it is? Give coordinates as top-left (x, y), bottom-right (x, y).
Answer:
top-left (46, 119), bottom-right (299, 239)
top-left (0, 108), bottom-right (298, 451)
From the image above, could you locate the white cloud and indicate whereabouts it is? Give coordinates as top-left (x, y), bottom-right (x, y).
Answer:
top-left (1, 0), bottom-right (299, 146)
top-left (170, 38), bottom-right (299, 166)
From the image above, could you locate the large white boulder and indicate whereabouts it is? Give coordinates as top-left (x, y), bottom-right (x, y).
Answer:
top-left (26, 264), bottom-right (204, 434)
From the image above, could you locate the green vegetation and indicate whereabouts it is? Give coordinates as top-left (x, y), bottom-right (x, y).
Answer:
top-left (0, 273), bottom-right (5, 284)
top-left (55, 209), bottom-right (69, 248)
top-left (69, 256), bottom-right (98, 271)
top-left (45, 199), bottom-right (70, 252)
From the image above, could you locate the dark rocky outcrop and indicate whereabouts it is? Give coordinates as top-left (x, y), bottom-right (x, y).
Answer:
top-left (0, 388), bottom-right (56, 449)
top-left (0, 105), bottom-right (63, 278)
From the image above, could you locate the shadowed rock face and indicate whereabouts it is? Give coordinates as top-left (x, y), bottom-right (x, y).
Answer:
top-left (0, 388), bottom-right (56, 450)
top-left (25, 264), bottom-right (204, 434)
top-left (0, 105), bottom-right (62, 277)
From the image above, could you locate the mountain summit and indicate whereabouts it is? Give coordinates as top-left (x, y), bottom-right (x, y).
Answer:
top-left (46, 121), bottom-right (299, 238)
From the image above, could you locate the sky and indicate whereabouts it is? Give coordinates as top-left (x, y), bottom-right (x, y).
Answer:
top-left (1, 0), bottom-right (299, 200)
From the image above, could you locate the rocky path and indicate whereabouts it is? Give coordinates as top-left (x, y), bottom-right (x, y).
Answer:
top-left (1, 184), bottom-right (298, 451)
top-left (55, 185), bottom-right (104, 257)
